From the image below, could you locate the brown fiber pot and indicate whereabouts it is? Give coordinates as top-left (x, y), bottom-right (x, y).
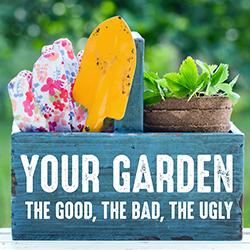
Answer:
top-left (144, 96), bottom-right (232, 132)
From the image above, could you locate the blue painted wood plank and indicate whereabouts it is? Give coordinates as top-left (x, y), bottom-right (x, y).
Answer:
top-left (11, 129), bottom-right (244, 241)
top-left (114, 32), bottom-right (144, 133)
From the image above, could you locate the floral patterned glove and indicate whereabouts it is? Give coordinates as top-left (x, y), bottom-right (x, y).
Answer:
top-left (32, 44), bottom-right (72, 132)
top-left (8, 70), bottom-right (48, 132)
top-left (8, 38), bottom-right (88, 132)
top-left (53, 39), bottom-right (87, 132)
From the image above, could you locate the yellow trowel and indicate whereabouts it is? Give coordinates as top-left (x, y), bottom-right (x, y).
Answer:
top-left (72, 16), bottom-right (136, 132)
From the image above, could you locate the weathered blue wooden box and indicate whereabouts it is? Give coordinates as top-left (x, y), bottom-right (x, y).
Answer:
top-left (11, 33), bottom-right (244, 241)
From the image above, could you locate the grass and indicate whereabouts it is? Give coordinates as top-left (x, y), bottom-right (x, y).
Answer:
top-left (0, 92), bottom-right (249, 228)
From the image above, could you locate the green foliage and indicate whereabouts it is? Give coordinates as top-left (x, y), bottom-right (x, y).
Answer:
top-left (144, 56), bottom-right (240, 105)
top-left (144, 72), bottom-right (169, 105)
top-left (163, 56), bottom-right (210, 99)
top-left (197, 60), bottom-right (240, 104)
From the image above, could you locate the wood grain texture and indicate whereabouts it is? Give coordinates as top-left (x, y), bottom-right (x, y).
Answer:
top-left (10, 32), bottom-right (244, 241)
top-left (12, 129), bottom-right (244, 241)
top-left (114, 32), bottom-right (144, 133)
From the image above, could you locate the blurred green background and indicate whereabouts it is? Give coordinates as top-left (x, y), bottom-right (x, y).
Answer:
top-left (0, 0), bottom-right (249, 227)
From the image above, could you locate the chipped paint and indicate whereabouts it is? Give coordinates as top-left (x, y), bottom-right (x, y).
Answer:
top-left (72, 16), bottom-right (136, 132)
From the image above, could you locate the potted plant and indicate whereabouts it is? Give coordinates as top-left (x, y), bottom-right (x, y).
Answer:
top-left (144, 56), bottom-right (239, 132)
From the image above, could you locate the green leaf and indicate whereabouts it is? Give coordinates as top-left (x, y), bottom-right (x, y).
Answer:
top-left (144, 90), bottom-right (162, 105)
top-left (209, 64), bottom-right (218, 73)
top-left (144, 71), bottom-right (168, 103)
top-left (163, 72), bottom-right (182, 86)
top-left (156, 82), bottom-right (166, 100)
top-left (164, 72), bottom-right (190, 97)
top-left (211, 63), bottom-right (229, 85)
top-left (188, 83), bottom-right (204, 101)
top-left (144, 75), bottom-right (158, 92)
top-left (144, 71), bottom-right (164, 104)
top-left (144, 71), bottom-right (159, 81)
top-left (188, 72), bottom-right (210, 100)
top-left (179, 56), bottom-right (198, 89)
top-left (228, 92), bottom-right (240, 105)
top-left (196, 59), bottom-right (218, 75)
top-left (197, 72), bottom-right (210, 87)
top-left (205, 81), bottom-right (211, 95)
top-left (162, 87), bottom-right (173, 98)
top-left (144, 79), bottom-right (157, 91)
top-left (155, 78), bottom-right (167, 88)
top-left (206, 85), bottom-right (219, 96)
top-left (196, 59), bottom-right (210, 74)
top-left (144, 96), bottom-right (162, 105)
top-left (217, 83), bottom-right (232, 93)
top-left (144, 71), bottom-right (158, 83)
top-left (229, 74), bottom-right (239, 88)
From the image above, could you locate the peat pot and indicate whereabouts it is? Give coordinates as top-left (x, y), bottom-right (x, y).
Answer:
top-left (144, 96), bottom-right (232, 132)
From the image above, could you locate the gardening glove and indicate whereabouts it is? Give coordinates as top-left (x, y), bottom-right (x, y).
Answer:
top-left (53, 39), bottom-right (87, 131)
top-left (8, 70), bottom-right (48, 132)
top-left (32, 43), bottom-right (72, 132)
top-left (77, 49), bottom-right (84, 65)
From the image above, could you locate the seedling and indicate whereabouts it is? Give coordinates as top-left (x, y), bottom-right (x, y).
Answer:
top-left (144, 56), bottom-right (239, 105)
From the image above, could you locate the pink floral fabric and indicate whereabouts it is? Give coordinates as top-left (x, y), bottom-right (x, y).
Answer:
top-left (77, 49), bottom-right (84, 65)
top-left (8, 38), bottom-right (87, 132)
top-left (8, 70), bottom-right (48, 132)
top-left (54, 39), bottom-right (87, 131)
top-left (33, 44), bottom-right (72, 132)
